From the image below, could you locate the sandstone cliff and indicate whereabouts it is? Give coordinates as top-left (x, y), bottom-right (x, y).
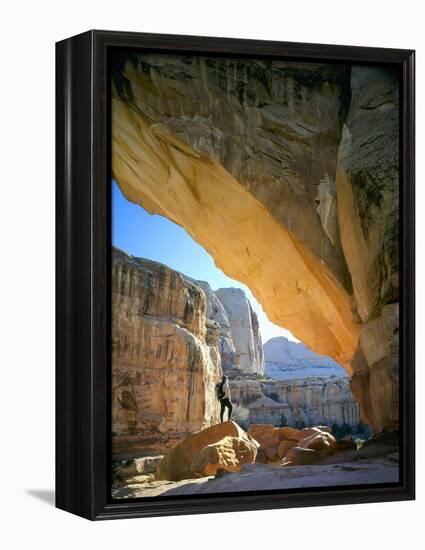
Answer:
top-left (185, 279), bottom-right (264, 374)
top-left (112, 248), bottom-right (222, 455)
top-left (185, 278), bottom-right (239, 370)
top-left (215, 288), bottom-right (264, 375)
top-left (335, 67), bottom-right (400, 431)
top-left (264, 336), bottom-right (345, 379)
top-left (111, 55), bottom-right (399, 432)
top-left (230, 377), bottom-right (360, 428)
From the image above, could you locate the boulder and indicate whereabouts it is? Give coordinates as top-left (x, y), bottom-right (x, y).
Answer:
top-left (249, 425), bottom-right (281, 452)
top-left (298, 430), bottom-right (336, 453)
top-left (265, 447), bottom-right (279, 462)
top-left (248, 424), bottom-right (275, 443)
top-left (134, 456), bottom-right (164, 474)
top-left (335, 438), bottom-right (357, 451)
top-left (248, 424), bottom-right (337, 463)
top-left (297, 427), bottom-right (326, 439)
top-left (277, 440), bottom-right (297, 459)
top-left (315, 426), bottom-right (333, 434)
top-left (281, 447), bottom-right (319, 467)
top-left (261, 433), bottom-right (283, 449)
top-left (248, 424), bottom-right (300, 447)
top-left (125, 474), bottom-right (153, 485)
top-left (278, 427), bottom-right (303, 441)
top-left (113, 455), bottom-right (163, 479)
top-left (190, 435), bottom-right (258, 477)
top-left (255, 447), bottom-right (268, 464)
top-left (156, 420), bottom-right (259, 481)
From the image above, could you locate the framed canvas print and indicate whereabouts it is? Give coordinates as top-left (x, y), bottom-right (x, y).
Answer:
top-left (56, 30), bottom-right (415, 520)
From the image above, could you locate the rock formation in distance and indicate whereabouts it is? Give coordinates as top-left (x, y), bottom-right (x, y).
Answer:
top-left (185, 278), bottom-right (239, 371)
top-left (215, 287), bottom-right (264, 375)
top-left (185, 278), bottom-right (265, 375)
top-left (264, 336), bottom-right (345, 379)
top-left (230, 377), bottom-right (360, 428)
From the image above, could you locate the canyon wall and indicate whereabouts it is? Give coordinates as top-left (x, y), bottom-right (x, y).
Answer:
top-left (230, 378), bottom-right (360, 428)
top-left (111, 55), bottom-right (399, 432)
top-left (112, 247), bottom-right (359, 453)
top-left (215, 288), bottom-right (264, 375)
top-left (185, 279), bottom-right (264, 374)
top-left (112, 248), bottom-right (222, 455)
top-left (186, 278), bottom-right (239, 370)
top-left (112, 249), bottom-right (267, 454)
top-left (336, 67), bottom-right (400, 431)
top-left (264, 336), bottom-right (346, 379)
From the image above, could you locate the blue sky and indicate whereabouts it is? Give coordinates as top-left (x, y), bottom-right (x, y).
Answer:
top-left (112, 180), bottom-right (299, 343)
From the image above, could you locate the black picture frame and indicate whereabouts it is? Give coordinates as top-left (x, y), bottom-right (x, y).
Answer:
top-left (56, 30), bottom-right (415, 521)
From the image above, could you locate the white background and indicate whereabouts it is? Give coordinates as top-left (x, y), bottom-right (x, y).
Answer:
top-left (1, 0), bottom-right (423, 547)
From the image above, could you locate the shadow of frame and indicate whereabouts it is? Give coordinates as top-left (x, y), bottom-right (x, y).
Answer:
top-left (25, 489), bottom-right (55, 507)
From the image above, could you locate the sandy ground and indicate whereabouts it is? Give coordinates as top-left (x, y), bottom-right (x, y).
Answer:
top-left (112, 458), bottom-right (399, 499)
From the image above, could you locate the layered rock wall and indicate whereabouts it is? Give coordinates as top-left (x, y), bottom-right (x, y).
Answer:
top-left (231, 378), bottom-right (360, 428)
top-left (264, 335), bottom-right (344, 379)
top-left (112, 248), bottom-right (222, 455)
top-left (186, 278), bottom-right (239, 370)
top-left (185, 279), bottom-right (264, 374)
top-left (215, 288), bottom-right (264, 375)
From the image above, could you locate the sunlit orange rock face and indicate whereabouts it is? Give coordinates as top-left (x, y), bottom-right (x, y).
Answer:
top-left (112, 248), bottom-right (222, 455)
top-left (156, 421), bottom-right (259, 481)
top-left (111, 55), bottom-right (399, 433)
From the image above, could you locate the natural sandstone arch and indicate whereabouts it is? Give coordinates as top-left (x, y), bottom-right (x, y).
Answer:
top-left (112, 97), bottom-right (359, 370)
top-left (111, 55), bottom-right (400, 433)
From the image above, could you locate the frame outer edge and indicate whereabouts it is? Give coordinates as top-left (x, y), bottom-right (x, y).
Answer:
top-left (401, 49), bottom-right (415, 500)
top-left (56, 30), bottom-right (96, 520)
top-left (57, 30), bottom-right (416, 520)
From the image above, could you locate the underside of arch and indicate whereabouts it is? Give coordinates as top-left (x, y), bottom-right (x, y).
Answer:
top-left (112, 98), bottom-right (359, 370)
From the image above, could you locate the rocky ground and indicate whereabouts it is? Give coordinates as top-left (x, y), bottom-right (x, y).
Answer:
top-left (112, 422), bottom-right (399, 499)
top-left (112, 459), bottom-right (399, 499)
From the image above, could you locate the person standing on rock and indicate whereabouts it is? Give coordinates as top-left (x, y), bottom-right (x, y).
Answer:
top-left (216, 375), bottom-right (233, 423)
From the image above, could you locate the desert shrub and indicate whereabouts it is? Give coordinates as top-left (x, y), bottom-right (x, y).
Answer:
top-left (331, 422), bottom-right (353, 440)
top-left (257, 374), bottom-right (272, 381)
top-left (354, 438), bottom-right (366, 449)
top-left (353, 421), bottom-right (372, 437)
